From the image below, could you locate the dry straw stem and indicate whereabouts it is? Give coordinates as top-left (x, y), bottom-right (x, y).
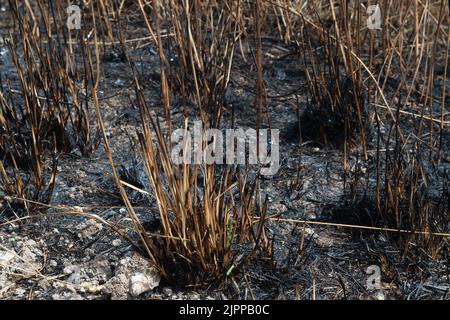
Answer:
top-left (0, 195), bottom-right (141, 240)
top-left (373, 104), bottom-right (450, 126)
top-left (261, 216), bottom-right (450, 238)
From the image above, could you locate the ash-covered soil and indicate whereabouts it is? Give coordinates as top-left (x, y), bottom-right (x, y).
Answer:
top-left (0, 8), bottom-right (449, 300)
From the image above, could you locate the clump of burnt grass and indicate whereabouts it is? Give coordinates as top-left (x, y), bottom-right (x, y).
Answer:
top-left (158, 0), bottom-right (238, 128)
top-left (137, 127), bottom-right (270, 283)
top-left (87, 0), bottom-right (274, 285)
top-left (366, 0), bottom-right (449, 256)
top-left (298, 29), bottom-right (369, 150)
top-left (0, 0), bottom-right (116, 216)
top-left (329, 139), bottom-right (449, 258)
top-left (372, 107), bottom-right (449, 257)
top-left (287, 0), bottom-right (449, 256)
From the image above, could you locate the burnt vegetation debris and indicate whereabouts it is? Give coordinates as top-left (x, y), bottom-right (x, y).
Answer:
top-left (0, 0), bottom-right (448, 299)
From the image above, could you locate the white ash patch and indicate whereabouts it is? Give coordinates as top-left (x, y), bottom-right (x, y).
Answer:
top-left (102, 252), bottom-right (160, 299)
top-left (76, 218), bottom-right (104, 241)
top-left (0, 232), bottom-right (46, 298)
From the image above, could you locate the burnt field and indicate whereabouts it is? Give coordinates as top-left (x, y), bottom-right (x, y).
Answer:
top-left (0, 0), bottom-right (449, 300)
